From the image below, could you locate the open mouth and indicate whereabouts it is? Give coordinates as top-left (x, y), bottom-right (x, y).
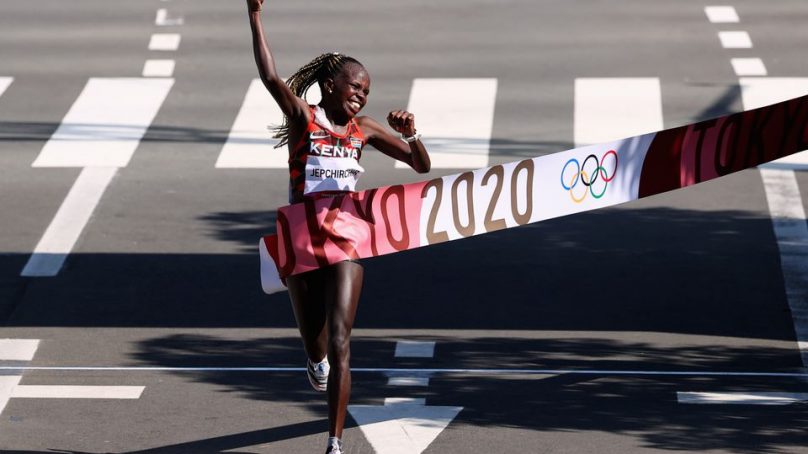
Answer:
top-left (348, 100), bottom-right (362, 113)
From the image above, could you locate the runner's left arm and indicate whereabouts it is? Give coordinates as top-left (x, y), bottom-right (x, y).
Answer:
top-left (359, 112), bottom-right (431, 173)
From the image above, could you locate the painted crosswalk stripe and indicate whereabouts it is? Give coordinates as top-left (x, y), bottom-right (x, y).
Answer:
top-left (143, 59), bottom-right (175, 77)
top-left (574, 78), bottom-right (663, 146)
top-left (21, 167), bottom-right (118, 277)
top-left (0, 339), bottom-right (40, 361)
top-left (731, 58), bottom-right (767, 76)
top-left (11, 385), bottom-right (144, 399)
top-left (216, 79), bottom-right (285, 168)
top-left (396, 78), bottom-right (497, 169)
top-left (741, 77), bottom-right (808, 367)
top-left (32, 78), bottom-right (174, 167)
top-left (718, 31), bottom-right (753, 48)
top-left (0, 376), bottom-right (22, 415)
top-left (394, 341), bottom-right (435, 358)
top-left (678, 392), bottom-right (808, 405)
top-left (216, 79), bottom-right (322, 168)
top-left (149, 33), bottom-right (181, 51)
top-left (0, 77), bottom-right (12, 98)
top-left (704, 6), bottom-right (740, 23)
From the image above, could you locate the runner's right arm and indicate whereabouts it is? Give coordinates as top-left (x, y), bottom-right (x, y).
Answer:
top-left (246, 0), bottom-right (309, 122)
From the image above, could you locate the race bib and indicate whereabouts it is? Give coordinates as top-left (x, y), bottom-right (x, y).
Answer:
top-left (304, 156), bottom-right (365, 194)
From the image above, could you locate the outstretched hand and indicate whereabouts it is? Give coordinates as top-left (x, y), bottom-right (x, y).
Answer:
top-left (246, 0), bottom-right (264, 12)
top-left (387, 110), bottom-right (417, 137)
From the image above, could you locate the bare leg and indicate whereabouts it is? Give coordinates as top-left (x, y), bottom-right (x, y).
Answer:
top-left (287, 268), bottom-right (328, 363)
top-left (324, 261), bottom-right (364, 438)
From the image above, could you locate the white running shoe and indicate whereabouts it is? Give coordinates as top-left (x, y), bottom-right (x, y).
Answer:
top-left (325, 438), bottom-right (343, 454)
top-left (307, 357), bottom-right (329, 392)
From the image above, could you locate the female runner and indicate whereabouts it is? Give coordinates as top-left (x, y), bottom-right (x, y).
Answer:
top-left (246, 1), bottom-right (431, 453)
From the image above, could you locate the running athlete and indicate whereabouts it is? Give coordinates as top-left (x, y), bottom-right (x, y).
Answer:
top-left (246, 1), bottom-right (431, 453)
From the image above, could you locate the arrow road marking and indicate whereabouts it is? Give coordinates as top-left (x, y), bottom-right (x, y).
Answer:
top-left (155, 8), bottom-right (184, 26)
top-left (349, 398), bottom-right (463, 454)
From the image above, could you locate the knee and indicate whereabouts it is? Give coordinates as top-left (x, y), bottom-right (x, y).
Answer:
top-left (328, 332), bottom-right (351, 364)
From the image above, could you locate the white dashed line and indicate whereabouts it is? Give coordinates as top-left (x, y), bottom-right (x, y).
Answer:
top-left (394, 341), bottom-right (436, 358)
top-left (0, 339), bottom-right (40, 361)
top-left (142, 59), bottom-right (175, 77)
top-left (705, 6), bottom-right (740, 23)
top-left (730, 58), bottom-right (767, 76)
top-left (718, 31), bottom-right (753, 48)
top-left (148, 33), bottom-right (181, 51)
top-left (574, 77), bottom-right (664, 146)
top-left (678, 392), bottom-right (808, 405)
top-left (155, 8), bottom-right (184, 26)
top-left (21, 167), bottom-right (118, 277)
top-left (11, 385), bottom-right (144, 399)
top-left (396, 78), bottom-right (497, 169)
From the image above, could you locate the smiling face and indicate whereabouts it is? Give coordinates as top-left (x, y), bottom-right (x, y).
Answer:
top-left (322, 63), bottom-right (371, 121)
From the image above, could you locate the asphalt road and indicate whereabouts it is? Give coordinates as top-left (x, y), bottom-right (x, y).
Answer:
top-left (1, 1), bottom-right (807, 453)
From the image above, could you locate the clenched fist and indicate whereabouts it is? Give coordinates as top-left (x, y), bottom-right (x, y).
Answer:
top-left (387, 110), bottom-right (417, 137)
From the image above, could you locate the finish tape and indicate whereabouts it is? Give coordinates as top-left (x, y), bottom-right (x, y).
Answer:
top-left (260, 94), bottom-right (808, 293)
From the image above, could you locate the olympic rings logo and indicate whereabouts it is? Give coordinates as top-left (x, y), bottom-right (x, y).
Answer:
top-left (560, 150), bottom-right (619, 203)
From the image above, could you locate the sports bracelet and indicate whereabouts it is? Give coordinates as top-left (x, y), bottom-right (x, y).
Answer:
top-left (402, 133), bottom-right (421, 143)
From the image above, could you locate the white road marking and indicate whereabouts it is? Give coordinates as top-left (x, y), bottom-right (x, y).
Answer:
top-left (349, 398), bottom-right (462, 454)
top-left (32, 78), bottom-right (174, 167)
top-left (216, 79), bottom-right (286, 168)
top-left (740, 77), bottom-right (808, 367)
top-left (0, 339), bottom-right (40, 361)
top-left (678, 392), bottom-right (808, 405)
top-left (396, 78), bottom-right (497, 169)
top-left (718, 31), bottom-right (753, 48)
top-left (731, 58), bottom-right (767, 76)
top-left (387, 376), bottom-right (430, 387)
top-left (155, 8), bottom-right (184, 26)
top-left (0, 77), bottom-right (12, 98)
top-left (759, 169), bottom-right (808, 366)
top-left (216, 79), bottom-right (322, 168)
top-left (21, 167), bottom-right (118, 277)
top-left (394, 341), bottom-right (436, 358)
top-left (705, 6), bottom-right (740, 23)
top-left (0, 376), bottom-right (22, 415)
top-left (142, 59), bottom-right (175, 77)
top-left (11, 385), bottom-right (144, 399)
top-left (574, 78), bottom-right (663, 146)
top-left (148, 33), bottom-right (181, 51)
top-left (1, 366), bottom-right (806, 378)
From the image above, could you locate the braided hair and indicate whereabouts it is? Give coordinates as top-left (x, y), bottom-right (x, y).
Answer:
top-left (272, 52), bottom-right (363, 148)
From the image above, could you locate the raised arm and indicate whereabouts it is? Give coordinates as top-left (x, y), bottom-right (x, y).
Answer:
top-left (246, 0), bottom-right (308, 122)
top-left (358, 111), bottom-right (431, 173)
